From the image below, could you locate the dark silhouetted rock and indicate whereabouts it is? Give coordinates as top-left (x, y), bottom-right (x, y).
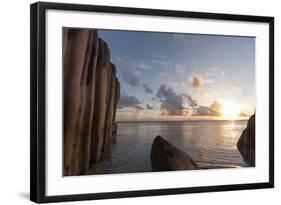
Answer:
top-left (63, 28), bottom-right (120, 176)
top-left (237, 114), bottom-right (255, 166)
top-left (150, 136), bottom-right (198, 171)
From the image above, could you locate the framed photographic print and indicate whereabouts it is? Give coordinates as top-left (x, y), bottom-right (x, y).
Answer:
top-left (30, 1), bottom-right (274, 203)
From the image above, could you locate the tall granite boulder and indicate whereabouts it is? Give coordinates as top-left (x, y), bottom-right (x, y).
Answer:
top-left (150, 136), bottom-right (198, 171)
top-left (63, 28), bottom-right (120, 176)
top-left (237, 114), bottom-right (255, 166)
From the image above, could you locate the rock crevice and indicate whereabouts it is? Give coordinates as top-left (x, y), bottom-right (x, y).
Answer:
top-left (63, 28), bottom-right (120, 176)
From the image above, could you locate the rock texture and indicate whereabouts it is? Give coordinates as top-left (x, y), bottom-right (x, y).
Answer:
top-left (237, 114), bottom-right (255, 166)
top-left (63, 28), bottom-right (120, 176)
top-left (150, 136), bottom-right (198, 171)
top-left (111, 123), bottom-right (118, 144)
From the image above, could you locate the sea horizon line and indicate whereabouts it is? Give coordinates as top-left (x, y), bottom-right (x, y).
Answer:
top-left (117, 119), bottom-right (248, 123)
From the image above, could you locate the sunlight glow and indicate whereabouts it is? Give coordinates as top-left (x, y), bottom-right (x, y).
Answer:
top-left (222, 101), bottom-right (241, 120)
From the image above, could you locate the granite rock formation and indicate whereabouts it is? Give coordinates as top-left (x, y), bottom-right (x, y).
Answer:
top-left (237, 114), bottom-right (255, 166)
top-left (150, 136), bottom-right (198, 171)
top-left (63, 28), bottom-right (120, 176)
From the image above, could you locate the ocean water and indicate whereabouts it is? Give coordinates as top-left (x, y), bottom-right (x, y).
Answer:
top-left (87, 120), bottom-right (248, 175)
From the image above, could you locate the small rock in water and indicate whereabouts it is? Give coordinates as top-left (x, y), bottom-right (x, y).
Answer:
top-left (150, 136), bottom-right (198, 171)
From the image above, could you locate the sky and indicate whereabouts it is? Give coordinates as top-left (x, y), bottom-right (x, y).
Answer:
top-left (98, 30), bottom-right (256, 121)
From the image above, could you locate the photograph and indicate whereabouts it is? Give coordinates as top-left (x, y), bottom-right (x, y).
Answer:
top-left (63, 27), bottom-right (256, 176)
top-left (30, 2), bottom-right (274, 202)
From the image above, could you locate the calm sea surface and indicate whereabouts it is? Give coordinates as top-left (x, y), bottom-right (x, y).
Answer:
top-left (88, 120), bottom-right (248, 175)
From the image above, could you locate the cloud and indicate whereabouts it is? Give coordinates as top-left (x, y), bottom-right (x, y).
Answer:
top-left (152, 59), bottom-right (172, 68)
top-left (186, 95), bottom-right (198, 107)
top-left (204, 72), bottom-right (214, 77)
top-left (153, 54), bottom-right (166, 59)
top-left (158, 71), bottom-right (169, 81)
top-left (231, 81), bottom-right (242, 92)
top-left (135, 105), bottom-right (144, 110)
top-left (199, 89), bottom-right (211, 99)
top-left (239, 112), bottom-right (251, 117)
top-left (142, 83), bottom-right (153, 94)
top-left (116, 109), bottom-right (144, 121)
top-left (115, 56), bottom-right (122, 62)
top-left (122, 69), bottom-right (141, 87)
top-left (209, 101), bottom-right (223, 114)
top-left (118, 92), bottom-right (142, 110)
top-left (117, 94), bottom-right (144, 120)
top-left (173, 34), bottom-right (198, 46)
top-left (196, 106), bottom-right (210, 116)
top-left (146, 104), bottom-right (154, 110)
top-left (165, 82), bottom-right (180, 87)
top-left (196, 101), bottom-right (223, 116)
top-left (210, 67), bottom-right (218, 72)
top-left (131, 61), bottom-right (151, 70)
top-left (175, 64), bottom-right (186, 75)
top-left (192, 73), bottom-right (205, 88)
top-left (205, 67), bottom-right (226, 77)
top-left (156, 84), bottom-right (187, 116)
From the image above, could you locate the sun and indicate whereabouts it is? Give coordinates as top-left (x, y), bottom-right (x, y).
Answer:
top-left (221, 101), bottom-right (241, 120)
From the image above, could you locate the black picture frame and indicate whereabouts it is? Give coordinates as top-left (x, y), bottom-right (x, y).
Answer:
top-left (30, 1), bottom-right (274, 203)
